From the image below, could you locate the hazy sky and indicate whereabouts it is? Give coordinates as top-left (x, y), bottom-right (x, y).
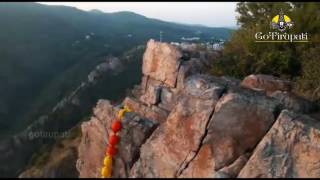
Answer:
top-left (38, 2), bottom-right (238, 27)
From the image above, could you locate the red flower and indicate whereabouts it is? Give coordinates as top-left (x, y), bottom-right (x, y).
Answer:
top-left (109, 135), bottom-right (119, 146)
top-left (111, 120), bottom-right (122, 132)
top-left (106, 146), bottom-right (117, 156)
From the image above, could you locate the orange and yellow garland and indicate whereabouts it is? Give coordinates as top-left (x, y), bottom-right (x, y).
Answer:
top-left (100, 106), bottom-right (131, 178)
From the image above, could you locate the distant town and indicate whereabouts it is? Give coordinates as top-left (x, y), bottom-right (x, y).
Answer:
top-left (170, 36), bottom-right (225, 51)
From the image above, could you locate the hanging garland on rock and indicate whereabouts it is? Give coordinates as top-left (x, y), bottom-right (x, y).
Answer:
top-left (100, 105), bottom-right (131, 178)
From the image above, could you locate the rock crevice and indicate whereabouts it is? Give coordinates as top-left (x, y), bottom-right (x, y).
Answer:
top-left (175, 101), bottom-right (217, 177)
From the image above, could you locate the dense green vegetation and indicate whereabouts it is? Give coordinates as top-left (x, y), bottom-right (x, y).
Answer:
top-left (210, 2), bottom-right (320, 101)
top-left (0, 2), bottom-right (232, 136)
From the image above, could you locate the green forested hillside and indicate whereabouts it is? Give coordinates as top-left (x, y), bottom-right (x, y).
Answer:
top-left (0, 2), bottom-right (232, 135)
top-left (210, 2), bottom-right (320, 102)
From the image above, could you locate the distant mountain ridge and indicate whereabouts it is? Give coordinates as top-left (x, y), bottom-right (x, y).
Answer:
top-left (0, 2), bottom-right (232, 136)
top-left (88, 9), bottom-right (104, 14)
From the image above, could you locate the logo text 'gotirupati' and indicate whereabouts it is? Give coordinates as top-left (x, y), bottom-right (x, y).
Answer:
top-left (255, 32), bottom-right (308, 43)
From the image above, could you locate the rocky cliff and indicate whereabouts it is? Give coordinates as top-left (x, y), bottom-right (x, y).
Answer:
top-left (77, 39), bottom-right (320, 178)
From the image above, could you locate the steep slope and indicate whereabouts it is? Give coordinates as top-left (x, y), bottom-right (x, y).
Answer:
top-left (18, 125), bottom-right (81, 178)
top-left (0, 46), bottom-right (144, 177)
top-left (77, 40), bottom-right (320, 178)
top-left (0, 2), bottom-right (233, 136)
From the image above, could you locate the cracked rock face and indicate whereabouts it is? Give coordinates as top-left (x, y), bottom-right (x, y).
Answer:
top-left (130, 95), bottom-right (217, 178)
top-left (179, 89), bottom-right (280, 177)
top-left (77, 40), bottom-right (319, 178)
top-left (129, 73), bottom-right (226, 178)
top-left (142, 39), bottom-right (182, 87)
top-left (238, 110), bottom-right (320, 178)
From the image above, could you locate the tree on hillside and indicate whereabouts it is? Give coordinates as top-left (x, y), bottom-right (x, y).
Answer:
top-left (211, 2), bottom-right (320, 101)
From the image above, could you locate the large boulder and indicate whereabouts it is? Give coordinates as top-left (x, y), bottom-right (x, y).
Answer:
top-left (142, 39), bottom-right (182, 87)
top-left (238, 110), bottom-right (320, 178)
top-left (179, 88), bottom-right (281, 177)
top-left (241, 74), bottom-right (292, 94)
top-left (130, 76), bottom-right (226, 178)
top-left (130, 96), bottom-right (217, 178)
